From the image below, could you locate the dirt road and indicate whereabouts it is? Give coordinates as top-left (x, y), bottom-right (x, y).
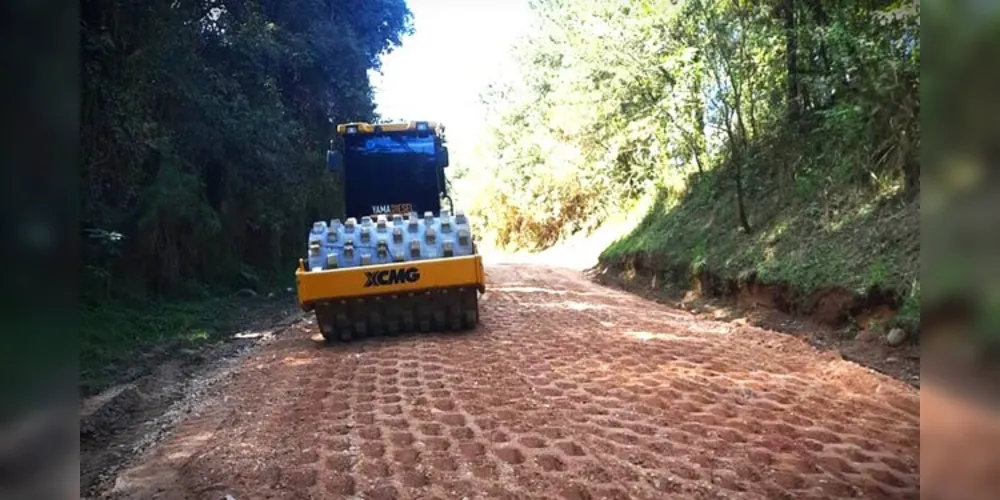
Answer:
top-left (105, 262), bottom-right (919, 500)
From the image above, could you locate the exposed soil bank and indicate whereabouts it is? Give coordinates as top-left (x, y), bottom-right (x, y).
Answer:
top-left (590, 255), bottom-right (920, 388)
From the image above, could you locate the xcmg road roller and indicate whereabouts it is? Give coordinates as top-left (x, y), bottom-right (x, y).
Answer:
top-left (295, 121), bottom-right (484, 342)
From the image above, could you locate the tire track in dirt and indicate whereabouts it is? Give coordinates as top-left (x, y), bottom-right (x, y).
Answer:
top-left (105, 262), bottom-right (919, 500)
top-left (486, 265), bottom-right (918, 499)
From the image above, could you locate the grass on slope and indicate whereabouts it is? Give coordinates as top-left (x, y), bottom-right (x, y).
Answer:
top-left (600, 164), bottom-right (920, 332)
top-left (80, 296), bottom-right (233, 396)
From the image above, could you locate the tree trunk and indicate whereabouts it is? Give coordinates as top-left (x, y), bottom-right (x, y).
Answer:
top-left (734, 157), bottom-right (752, 234)
top-left (783, 0), bottom-right (800, 122)
top-left (693, 70), bottom-right (706, 174)
top-left (730, 152), bottom-right (753, 234)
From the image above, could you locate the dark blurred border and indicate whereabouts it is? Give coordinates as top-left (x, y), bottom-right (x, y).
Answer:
top-left (922, 0), bottom-right (1000, 382)
top-left (0, 0), bottom-right (79, 498)
top-left (921, 3), bottom-right (1000, 497)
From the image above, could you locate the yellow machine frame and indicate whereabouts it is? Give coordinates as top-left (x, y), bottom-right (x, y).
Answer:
top-left (336, 121), bottom-right (444, 135)
top-left (295, 254), bottom-right (485, 311)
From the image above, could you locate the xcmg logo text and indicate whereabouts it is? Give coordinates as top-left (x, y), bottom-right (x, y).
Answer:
top-left (363, 267), bottom-right (421, 287)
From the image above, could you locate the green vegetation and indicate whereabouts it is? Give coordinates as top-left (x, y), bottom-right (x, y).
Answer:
top-left (80, 297), bottom-right (230, 395)
top-left (82, 0), bottom-right (412, 297)
top-left (600, 165), bottom-right (919, 329)
top-left (472, 0), bottom-right (920, 329)
top-left (81, 0), bottom-right (413, 391)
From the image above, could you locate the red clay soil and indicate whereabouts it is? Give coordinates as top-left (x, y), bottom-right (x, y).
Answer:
top-left (106, 263), bottom-right (919, 500)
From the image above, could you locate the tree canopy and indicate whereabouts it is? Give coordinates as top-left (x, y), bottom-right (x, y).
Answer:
top-left (472, 0), bottom-right (919, 249)
top-left (82, 0), bottom-right (413, 296)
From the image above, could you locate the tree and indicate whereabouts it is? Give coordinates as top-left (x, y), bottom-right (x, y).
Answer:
top-left (472, 0), bottom-right (919, 247)
top-left (81, 0), bottom-right (413, 296)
